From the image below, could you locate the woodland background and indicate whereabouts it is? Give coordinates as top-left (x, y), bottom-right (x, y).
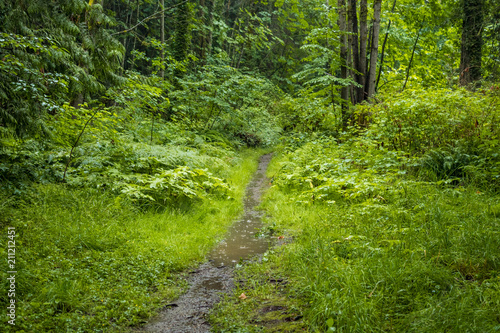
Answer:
top-left (1, 0), bottom-right (500, 332)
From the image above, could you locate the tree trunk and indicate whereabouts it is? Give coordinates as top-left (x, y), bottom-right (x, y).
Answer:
top-left (173, 0), bottom-right (191, 77)
top-left (459, 0), bottom-right (484, 86)
top-left (376, 0), bottom-right (397, 92)
top-left (358, 0), bottom-right (368, 102)
top-left (160, 0), bottom-right (165, 79)
top-left (366, 0), bottom-right (382, 98)
top-left (337, 0), bottom-right (349, 121)
top-left (348, 0), bottom-right (360, 103)
top-left (121, 0), bottom-right (132, 73)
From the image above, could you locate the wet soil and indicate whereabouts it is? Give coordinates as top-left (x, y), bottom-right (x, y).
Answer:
top-left (140, 153), bottom-right (273, 333)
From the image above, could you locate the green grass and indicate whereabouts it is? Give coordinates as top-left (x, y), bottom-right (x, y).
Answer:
top-left (211, 142), bottom-right (500, 333)
top-left (0, 149), bottom-right (264, 332)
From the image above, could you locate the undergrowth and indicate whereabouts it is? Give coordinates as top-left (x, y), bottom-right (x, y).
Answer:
top-left (0, 148), bottom-right (263, 332)
top-left (211, 88), bottom-right (500, 332)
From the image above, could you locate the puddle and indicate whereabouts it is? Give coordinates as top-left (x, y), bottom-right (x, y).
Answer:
top-left (208, 214), bottom-right (269, 267)
top-left (139, 153), bottom-right (272, 333)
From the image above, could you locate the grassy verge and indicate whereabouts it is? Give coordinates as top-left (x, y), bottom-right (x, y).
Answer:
top-left (0, 149), bottom-right (263, 332)
top-left (211, 139), bottom-right (500, 332)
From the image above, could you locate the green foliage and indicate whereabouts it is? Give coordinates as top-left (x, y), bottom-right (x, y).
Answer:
top-left (56, 128), bottom-right (237, 210)
top-left (1, 0), bottom-right (500, 332)
top-left (351, 87), bottom-right (500, 188)
top-left (0, 138), bottom-right (65, 193)
top-left (420, 145), bottom-right (474, 180)
top-left (0, 149), bottom-right (262, 332)
top-left (271, 133), bottom-right (412, 204)
top-left (276, 96), bottom-right (340, 132)
top-left (359, 88), bottom-right (499, 153)
top-left (291, 5), bottom-right (354, 106)
top-left (0, 33), bottom-right (69, 136)
top-left (0, 0), bottom-right (124, 137)
top-left (171, 65), bottom-right (283, 146)
top-left (173, 1), bottom-right (193, 64)
top-left (118, 166), bottom-right (231, 209)
top-left (108, 73), bottom-right (170, 118)
top-left (212, 128), bottom-right (500, 332)
top-left (377, 0), bottom-right (461, 90)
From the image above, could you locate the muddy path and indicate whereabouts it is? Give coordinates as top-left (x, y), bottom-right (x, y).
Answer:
top-left (139, 153), bottom-right (273, 333)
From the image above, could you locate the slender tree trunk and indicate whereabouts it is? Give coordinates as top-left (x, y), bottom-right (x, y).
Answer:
top-left (459, 0), bottom-right (484, 86)
top-left (63, 108), bottom-right (100, 182)
top-left (160, 0), bottom-right (165, 79)
top-left (365, 22), bottom-right (373, 81)
top-left (402, 27), bottom-right (421, 92)
top-left (358, 0), bottom-right (368, 102)
top-left (173, 0), bottom-right (191, 78)
top-left (347, 33), bottom-right (354, 104)
top-left (338, 0), bottom-right (349, 120)
top-left (366, 0), bottom-right (382, 98)
top-left (199, 0), bottom-right (206, 62)
top-left (235, 45), bottom-right (245, 69)
top-left (376, 0), bottom-right (397, 92)
top-left (348, 0), bottom-right (360, 103)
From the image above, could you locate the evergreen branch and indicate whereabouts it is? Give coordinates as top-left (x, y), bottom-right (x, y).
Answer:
top-left (111, 0), bottom-right (189, 36)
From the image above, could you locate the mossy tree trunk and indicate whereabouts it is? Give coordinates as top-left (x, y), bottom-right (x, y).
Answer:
top-left (338, 0), bottom-right (349, 122)
top-left (459, 0), bottom-right (484, 87)
top-left (366, 0), bottom-right (382, 98)
top-left (358, 0), bottom-right (368, 103)
top-left (348, 0), bottom-right (360, 103)
top-left (173, 0), bottom-right (191, 73)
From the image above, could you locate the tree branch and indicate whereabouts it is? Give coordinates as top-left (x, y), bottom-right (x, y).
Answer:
top-left (111, 0), bottom-right (189, 36)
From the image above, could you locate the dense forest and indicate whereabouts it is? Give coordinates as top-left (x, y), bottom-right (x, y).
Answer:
top-left (1, 0), bottom-right (500, 331)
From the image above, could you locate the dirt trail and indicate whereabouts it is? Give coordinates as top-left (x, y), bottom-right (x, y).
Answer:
top-left (140, 153), bottom-right (273, 333)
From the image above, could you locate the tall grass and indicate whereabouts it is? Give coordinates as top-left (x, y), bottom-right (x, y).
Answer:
top-left (268, 188), bottom-right (500, 332)
top-left (0, 149), bottom-right (263, 332)
top-left (211, 138), bottom-right (500, 332)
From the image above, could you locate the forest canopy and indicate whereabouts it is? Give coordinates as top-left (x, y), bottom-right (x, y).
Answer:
top-left (1, 0), bottom-right (499, 332)
top-left (1, 0), bottom-right (499, 139)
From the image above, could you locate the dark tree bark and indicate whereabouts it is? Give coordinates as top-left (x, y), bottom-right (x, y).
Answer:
top-left (130, 0), bottom-right (140, 71)
top-left (459, 0), bottom-right (484, 86)
top-left (205, 0), bottom-right (214, 64)
top-left (338, 0), bottom-right (349, 120)
top-left (173, 0), bottom-right (190, 63)
top-left (358, 0), bottom-right (368, 102)
top-left (348, 0), bottom-right (360, 102)
top-left (366, 0), bottom-right (382, 98)
top-left (160, 0), bottom-right (165, 79)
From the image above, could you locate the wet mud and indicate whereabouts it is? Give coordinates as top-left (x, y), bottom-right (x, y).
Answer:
top-left (140, 153), bottom-right (273, 333)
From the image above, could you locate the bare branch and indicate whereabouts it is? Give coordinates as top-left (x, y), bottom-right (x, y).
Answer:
top-left (112, 0), bottom-right (189, 36)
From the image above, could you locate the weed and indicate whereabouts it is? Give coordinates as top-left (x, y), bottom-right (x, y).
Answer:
top-left (212, 135), bottom-right (500, 332)
top-left (0, 149), bottom-right (263, 332)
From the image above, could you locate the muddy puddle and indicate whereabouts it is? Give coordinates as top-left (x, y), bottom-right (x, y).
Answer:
top-left (140, 153), bottom-right (272, 333)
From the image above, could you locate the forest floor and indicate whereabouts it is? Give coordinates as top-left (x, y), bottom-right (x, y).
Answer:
top-left (137, 153), bottom-right (273, 333)
top-left (209, 138), bottom-right (500, 332)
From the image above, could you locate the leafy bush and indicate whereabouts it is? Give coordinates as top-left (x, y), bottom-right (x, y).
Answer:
top-left (170, 65), bottom-right (283, 147)
top-left (276, 95), bottom-right (339, 133)
top-left (118, 166), bottom-right (231, 209)
top-left (272, 133), bottom-right (414, 204)
top-left (223, 132), bottom-right (500, 333)
top-left (419, 144), bottom-right (474, 179)
top-left (359, 87), bottom-right (499, 154)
